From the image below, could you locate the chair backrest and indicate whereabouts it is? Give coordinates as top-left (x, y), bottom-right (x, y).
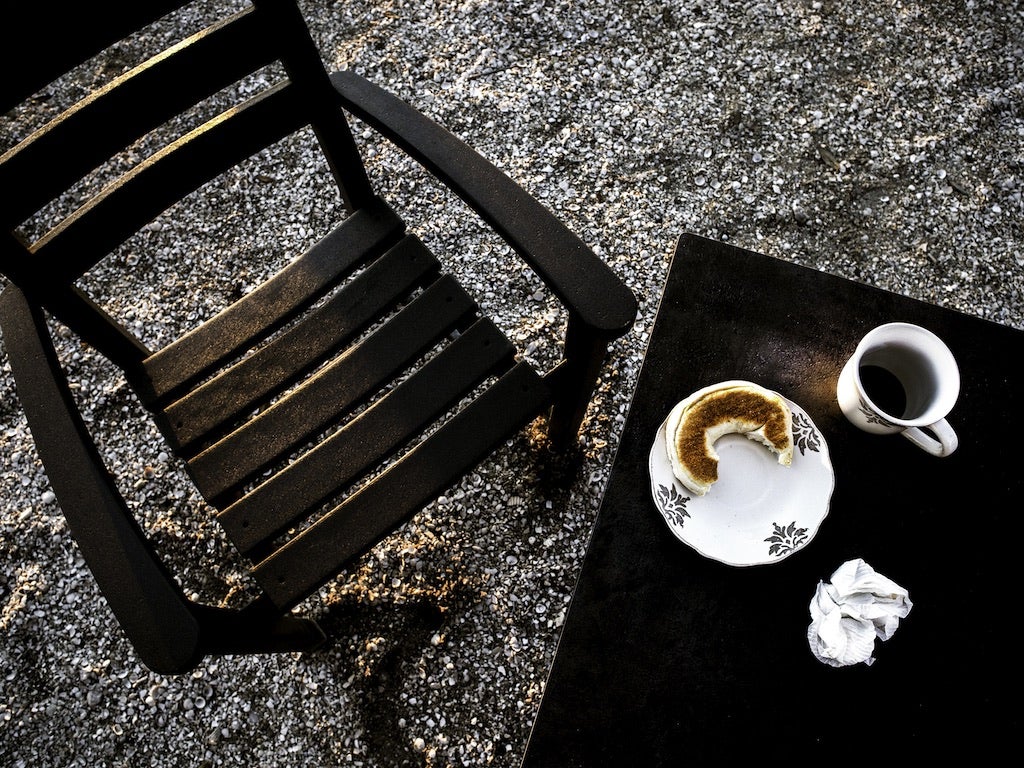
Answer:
top-left (1, 0), bottom-right (373, 372)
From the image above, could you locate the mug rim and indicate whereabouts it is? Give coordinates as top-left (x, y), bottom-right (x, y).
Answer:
top-left (852, 322), bottom-right (960, 425)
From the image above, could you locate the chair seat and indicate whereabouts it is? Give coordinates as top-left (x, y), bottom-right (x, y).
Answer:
top-left (140, 199), bottom-right (552, 609)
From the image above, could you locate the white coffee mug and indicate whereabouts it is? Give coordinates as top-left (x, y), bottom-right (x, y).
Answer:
top-left (836, 322), bottom-right (959, 457)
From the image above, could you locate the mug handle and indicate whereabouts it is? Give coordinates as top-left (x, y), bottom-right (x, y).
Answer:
top-left (902, 419), bottom-right (958, 457)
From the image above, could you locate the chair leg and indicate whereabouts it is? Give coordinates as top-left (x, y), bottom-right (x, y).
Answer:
top-left (547, 318), bottom-right (610, 450)
top-left (193, 597), bottom-right (327, 659)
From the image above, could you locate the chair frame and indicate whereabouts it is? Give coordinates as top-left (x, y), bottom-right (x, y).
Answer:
top-left (0, 0), bottom-right (636, 673)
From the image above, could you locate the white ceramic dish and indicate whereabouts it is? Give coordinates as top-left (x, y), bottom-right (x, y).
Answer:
top-left (649, 389), bottom-right (834, 566)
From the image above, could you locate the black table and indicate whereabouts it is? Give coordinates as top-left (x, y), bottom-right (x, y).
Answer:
top-left (522, 234), bottom-right (1023, 765)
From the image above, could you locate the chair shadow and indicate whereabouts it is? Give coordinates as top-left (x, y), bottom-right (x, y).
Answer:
top-left (299, 426), bottom-right (588, 763)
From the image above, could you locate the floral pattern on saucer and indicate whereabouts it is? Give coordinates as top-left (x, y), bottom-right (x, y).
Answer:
top-left (649, 392), bottom-right (834, 567)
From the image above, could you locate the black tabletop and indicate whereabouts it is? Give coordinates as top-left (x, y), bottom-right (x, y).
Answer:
top-left (522, 234), bottom-right (1023, 766)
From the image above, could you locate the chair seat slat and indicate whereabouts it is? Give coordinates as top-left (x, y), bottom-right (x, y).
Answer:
top-left (162, 235), bottom-right (437, 452)
top-left (219, 317), bottom-right (517, 554)
top-left (252, 362), bottom-right (551, 610)
top-left (187, 275), bottom-right (479, 502)
top-left (141, 198), bottom-right (403, 404)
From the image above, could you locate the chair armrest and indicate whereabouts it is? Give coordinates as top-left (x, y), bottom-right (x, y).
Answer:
top-left (330, 70), bottom-right (638, 340)
top-left (0, 285), bottom-right (202, 674)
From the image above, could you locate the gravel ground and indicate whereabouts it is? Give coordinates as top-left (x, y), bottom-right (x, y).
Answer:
top-left (2, 1), bottom-right (1022, 766)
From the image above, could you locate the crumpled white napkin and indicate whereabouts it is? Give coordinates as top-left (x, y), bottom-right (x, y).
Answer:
top-left (807, 558), bottom-right (912, 667)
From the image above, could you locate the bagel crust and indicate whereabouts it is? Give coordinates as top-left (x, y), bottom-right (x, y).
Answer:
top-left (665, 382), bottom-right (794, 496)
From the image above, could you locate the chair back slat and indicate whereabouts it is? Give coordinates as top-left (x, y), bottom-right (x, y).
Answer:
top-left (0, 0), bottom-right (191, 114)
top-left (32, 82), bottom-right (311, 284)
top-left (1, 7), bottom-right (277, 230)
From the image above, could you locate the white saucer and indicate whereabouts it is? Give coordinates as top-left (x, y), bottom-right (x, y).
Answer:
top-left (649, 391), bottom-right (834, 566)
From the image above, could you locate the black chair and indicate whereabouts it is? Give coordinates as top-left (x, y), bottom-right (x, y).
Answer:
top-left (0, 0), bottom-right (636, 674)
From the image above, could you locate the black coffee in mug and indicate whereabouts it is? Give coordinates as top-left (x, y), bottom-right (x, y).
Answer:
top-left (858, 364), bottom-right (907, 418)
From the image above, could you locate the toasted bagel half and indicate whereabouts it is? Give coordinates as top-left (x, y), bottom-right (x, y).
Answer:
top-left (665, 381), bottom-right (793, 496)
